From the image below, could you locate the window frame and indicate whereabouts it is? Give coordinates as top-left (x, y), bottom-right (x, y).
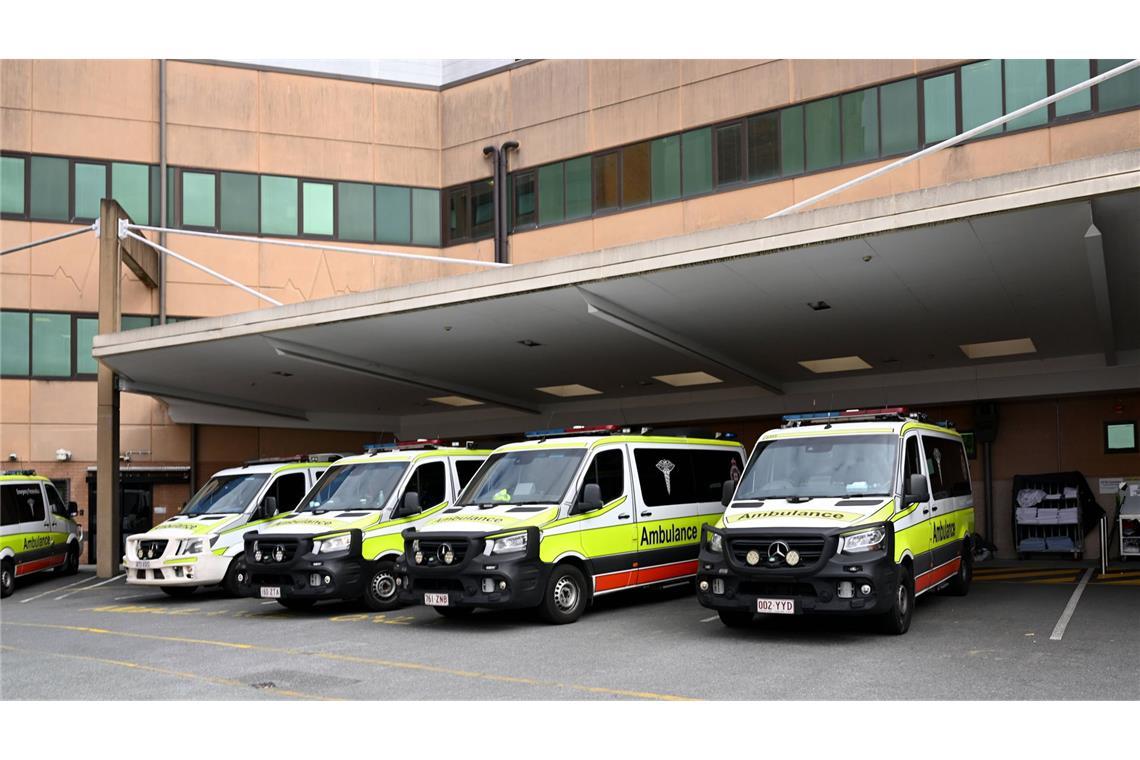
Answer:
top-left (178, 168), bottom-right (220, 232)
top-left (591, 150), bottom-right (621, 216)
top-left (1104, 421), bottom-right (1138, 454)
top-left (71, 158), bottom-right (110, 223)
top-left (218, 170), bottom-right (262, 235)
top-left (0, 152), bottom-right (30, 219)
top-left (445, 185), bottom-right (471, 244)
top-left (511, 169), bottom-right (537, 230)
top-left (713, 120), bottom-right (747, 188)
top-left (299, 179), bottom-right (336, 240)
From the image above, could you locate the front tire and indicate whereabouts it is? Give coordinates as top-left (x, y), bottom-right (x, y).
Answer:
top-left (878, 564), bottom-right (914, 635)
top-left (943, 542), bottom-right (972, 597)
top-left (160, 585), bottom-right (197, 597)
top-left (1, 559), bottom-right (14, 599)
top-left (538, 564), bottom-right (587, 624)
top-left (718, 609), bottom-right (753, 628)
top-left (362, 559), bottom-right (401, 611)
top-left (222, 555), bottom-right (247, 597)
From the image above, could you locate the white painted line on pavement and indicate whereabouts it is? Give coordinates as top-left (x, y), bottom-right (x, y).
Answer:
top-left (55, 573), bottom-right (125, 600)
top-left (700, 615), bottom-right (719, 623)
top-left (260, 601), bottom-right (276, 605)
top-left (19, 574), bottom-right (100, 603)
top-left (1050, 568), bottom-right (1094, 641)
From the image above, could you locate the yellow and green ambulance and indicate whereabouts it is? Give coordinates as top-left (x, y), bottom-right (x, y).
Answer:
top-left (396, 426), bottom-right (746, 624)
top-left (242, 442), bottom-right (490, 611)
top-left (697, 407), bottom-right (975, 634)
top-left (124, 456), bottom-right (338, 597)
top-left (1, 471), bottom-right (83, 598)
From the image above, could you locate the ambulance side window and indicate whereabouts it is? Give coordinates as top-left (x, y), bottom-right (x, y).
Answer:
top-left (578, 449), bottom-right (625, 504)
top-left (902, 437), bottom-right (922, 488)
top-left (1, 485), bottom-right (22, 526)
top-left (267, 473), bottom-right (308, 513)
top-left (8, 484), bottom-right (46, 524)
top-left (922, 436), bottom-right (971, 500)
top-left (45, 484), bottom-right (69, 517)
top-left (404, 462), bottom-right (447, 508)
top-left (634, 449), bottom-right (697, 506)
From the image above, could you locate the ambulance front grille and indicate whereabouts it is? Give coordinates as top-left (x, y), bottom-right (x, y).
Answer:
top-left (414, 538), bottom-right (472, 567)
top-left (137, 540), bottom-right (168, 559)
top-left (728, 537), bottom-right (826, 568)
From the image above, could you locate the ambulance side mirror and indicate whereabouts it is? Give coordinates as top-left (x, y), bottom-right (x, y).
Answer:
top-left (721, 480), bottom-right (736, 507)
top-left (572, 483), bottom-right (603, 515)
top-left (68, 500), bottom-right (79, 516)
top-left (398, 491), bottom-right (421, 518)
top-left (905, 474), bottom-right (930, 506)
top-left (259, 496), bottom-right (278, 519)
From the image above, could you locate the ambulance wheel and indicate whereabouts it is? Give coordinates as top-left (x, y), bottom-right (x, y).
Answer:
top-left (943, 541), bottom-right (972, 597)
top-left (878, 565), bottom-right (913, 635)
top-left (222, 555), bottom-right (247, 597)
top-left (718, 610), bottom-right (753, 628)
top-left (56, 545), bottom-right (80, 575)
top-left (539, 564), bottom-right (586, 624)
top-left (160, 585), bottom-right (197, 597)
top-left (1, 559), bottom-right (13, 598)
top-left (432, 606), bottom-right (474, 619)
top-left (363, 559), bottom-right (401, 611)
top-left (276, 598), bottom-right (316, 611)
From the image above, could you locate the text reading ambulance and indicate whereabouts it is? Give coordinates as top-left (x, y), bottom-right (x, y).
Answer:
top-left (1, 471), bottom-right (83, 598)
top-left (698, 408), bottom-right (974, 634)
top-left (124, 456), bottom-right (337, 596)
top-left (242, 441), bottom-right (490, 611)
top-left (397, 426), bottom-right (746, 624)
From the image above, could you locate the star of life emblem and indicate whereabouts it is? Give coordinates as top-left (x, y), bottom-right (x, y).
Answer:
top-left (656, 459), bottom-right (676, 495)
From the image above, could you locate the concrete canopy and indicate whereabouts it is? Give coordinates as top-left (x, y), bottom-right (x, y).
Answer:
top-left (94, 153), bottom-right (1140, 439)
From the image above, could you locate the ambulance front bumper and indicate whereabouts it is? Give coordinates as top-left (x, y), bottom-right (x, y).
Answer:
top-left (124, 535), bottom-right (230, 586)
top-left (695, 524), bottom-right (899, 616)
top-left (396, 527), bottom-right (548, 610)
top-left (242, 530), bottom-right (366, 601)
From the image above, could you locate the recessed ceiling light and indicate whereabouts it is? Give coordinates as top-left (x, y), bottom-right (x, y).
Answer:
top-left (807, 301), bottom-right (831, 311)
top-left (517, 339), bottom-right (542, 348)
top-left (798, 356), bottom-right (872, 374)
top-left (653, 371), bottom-right (723, 387)
top-left (535, 384), bottom-right (602, 397)
top-left (959, 338), bottom-right (1037, 360)
top-left (428, 395), bottom-right (484, 407)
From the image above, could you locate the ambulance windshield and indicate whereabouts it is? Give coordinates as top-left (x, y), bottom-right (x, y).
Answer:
top-left (299, 462), bottom-right (408, 512)
top-left (735, 434), bottom-right (896, 500)
top-left (182, 474), bottom-right (270, 515)
top-left (458, 449), bottom-right (586, 506)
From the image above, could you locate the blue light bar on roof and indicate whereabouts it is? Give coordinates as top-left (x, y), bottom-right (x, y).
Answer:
top-left (364, 442), bottom-right (398, 452)
top-left (781, 411), bottom-right (843, 422)
top-left (524, 424), bottom-right (621, 439)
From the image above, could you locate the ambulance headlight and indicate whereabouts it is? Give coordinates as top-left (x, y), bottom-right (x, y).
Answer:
top-left (314, 534), bottom-right (351, 554)
top-left (706, 532), bottom-right (723, 553)
top-left (179, 538), bottom-right (205, 555)
top-left (840, 526), bottom-right (887, 554)
top-left (487, 533), bottom-right (527, 555)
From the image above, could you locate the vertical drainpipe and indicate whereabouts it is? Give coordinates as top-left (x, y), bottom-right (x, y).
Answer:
top-left (158, 59), bottom-right (168, 325)
top-left (482, 145), bottom-right (501, 263)
top-left (499, 141), bottom-right (518, 264)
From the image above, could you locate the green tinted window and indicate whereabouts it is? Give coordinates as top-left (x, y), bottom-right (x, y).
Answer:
top-left (31, 312), bottom-right (71, 377)
top-left (1053, 60), bottom-right (1091, 117)
top-left (219, 172), bottom-right (259, 234)
top-left (962, 60), bottom-right (1002, 136)
top-left (149, 165), bottom-right (160, 225)
top-left (1004, 59), bottom-right (1047, 131)
top-left (564, 156), bottom-right (591, 219)
top-left (923, 73), bottom-right (957, 144)
top-left (337, 182), bottom-right (373, 242)
top-left (513, 171), bottom-right (536, 228)
top-left (166, 167), bottom-right (175, 227)
top-left (780, 106), bottom-right (805, 175)
top-left (76, 317), bottom-right (98, 375)
top-left (471, 180), bottom-right (494, 238)
top-left (715, 123), bottom-right (743, 185)
top-left (181, 171), bottom-right (216, 228)
top-left (879, 78), bottom-right (919, 155)
top-left (29, 156), bottom-right (69, 220)
top-left (650, 135), bottom-right (681, 202)
top-left (302, 182), bottom-right (334, 236)
top-left (537, 163), bottom-right (564, 225)
top-left (805, 97), bottom-right (841, 171)
top-left (447, 187), bottom-right (469, 242)
top-left (747, 113), bottom-right (779, 181)
top-left (111, 162), bottom-right (149, 225)
top-left (1, 312), bottom-right (30, 376)
top-left (681, 127), bottom-right (712, 196)
top-left (1, 156), bottom-right (25, 215)
top-left (1097, 59), bottom-right (1140, 112)
top-left (375, 185), bottom-right (410, 243)
top-left (411, 188), bottom-right (440, 246)
top-left (121, 316), bottom-right (155, 331)
top-left (841, 88), bottom-right (879, 164)
top-left (260, 176), bottom-right (298, 236)
top-left (73, 163), bottom-right (106, 221)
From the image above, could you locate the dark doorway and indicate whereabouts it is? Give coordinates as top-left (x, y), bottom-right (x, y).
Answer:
top-left (86, 467), bottom-right (190, 566)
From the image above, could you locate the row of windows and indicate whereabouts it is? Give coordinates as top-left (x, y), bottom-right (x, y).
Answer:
top-left (0, 310), bottom-right (190, 379)
top-left (0, 158), bottom-right (442, 248)
top-left (441, 59), bottom-right (1139, 244)
top-left (577, 448), bottom-right (745, 508)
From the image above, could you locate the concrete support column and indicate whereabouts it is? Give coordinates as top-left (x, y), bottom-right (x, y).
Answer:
top-left (96, 201), bottom-right (123, 578)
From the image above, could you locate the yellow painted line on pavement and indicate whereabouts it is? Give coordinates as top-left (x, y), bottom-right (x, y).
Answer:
top-left (1, 621), bottom-right (694, 701)
top-left (975, 571), bottom-right (1082, 582)
top-left (1026, 577), bottom-right (1083, 585)
top-left (0, 644), bottom-right (335, 700)
top-left (1093, 578), bottom-right (1140, 586)
top-left (974, 567), bottom-right (1082, 578)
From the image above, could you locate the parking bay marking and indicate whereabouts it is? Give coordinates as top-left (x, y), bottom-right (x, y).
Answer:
top-left (1, 621), bottom-right (695, 701)
top-left (54, 573), bottom-right (125, 600)
top-left (0, 644), bottom-right (336, 700)
top-left (19, 574), bottom-right (102, 604)
top-left (1049, 568), bottom-right (1094, 642)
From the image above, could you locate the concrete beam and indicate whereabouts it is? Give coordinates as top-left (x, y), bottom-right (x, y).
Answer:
top-left (578, 287), bottom-right (783, 394)
top-left (118, 378), bottom-right (310, 422)
top-left (1083, 223), bottom-right (1117, 366)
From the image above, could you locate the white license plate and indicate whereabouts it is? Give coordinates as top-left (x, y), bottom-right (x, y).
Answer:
top-left (424, 593), bottom-right (449, 606)
top-left (135, 560), bottom-right (158, 570)
top-left (756, 598), bottom-right (795, 615)
top-left (259, 586), bottom-right (281, 599)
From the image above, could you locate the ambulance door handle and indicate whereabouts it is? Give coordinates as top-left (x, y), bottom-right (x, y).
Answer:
top-left (618, 513), bottom-right (631, 520)
top-left (922, 509), bottom-right (929, 515)
top-left (931, 506), bottom-right (939, 512)
top-left (640, 511), bottom-right (652, 517)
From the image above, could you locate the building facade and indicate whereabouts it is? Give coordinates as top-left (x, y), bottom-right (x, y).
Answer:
top-left (2, 58), bottom-right (1139, 561)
